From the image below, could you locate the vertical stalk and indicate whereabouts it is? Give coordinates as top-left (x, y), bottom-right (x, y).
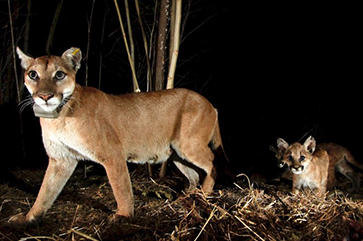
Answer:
top-left (98, 6), bottom-right (109, 89)
top-left (8, 0), bottom-right (26, 159)
top-left (125, 0), bottom-right (138, 92)
top-left (8, 0), bottom-right (20, 104)
top-left (168, 0), bottom-right (176, 69)
top-left (23, 0), bottom-right (31, 53)
top-left (85, 0), bottom-right (96, 87)
top-left (135, 0), bottom-right (152, 91)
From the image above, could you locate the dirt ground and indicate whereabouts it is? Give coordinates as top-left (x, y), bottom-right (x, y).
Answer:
top-left (1, 163), bottom-right (363, 241)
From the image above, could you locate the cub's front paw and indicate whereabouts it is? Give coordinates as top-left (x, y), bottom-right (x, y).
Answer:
top-left (7, 213), bottom-right (38, 229)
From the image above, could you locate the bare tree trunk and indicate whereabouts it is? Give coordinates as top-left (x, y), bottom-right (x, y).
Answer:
top-left (154, 0), bottom-right (170, 91)
top-left (160, 0), bottom-right (181, 178)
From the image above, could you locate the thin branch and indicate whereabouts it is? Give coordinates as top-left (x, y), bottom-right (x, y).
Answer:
top-left (45, 0), bottom-right (64, 55)
top-left (85, 0), bottom-right (96, 87)
top-left (125, 0), bottom-right (138, 92)
top-left (114, 0), bottom-right (140, 92)
top-left (7, 0), bottom-right (20, 103)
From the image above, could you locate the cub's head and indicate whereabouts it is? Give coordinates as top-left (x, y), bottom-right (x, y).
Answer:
top-left (269, 144), bottom-right (286, 168)
top-left (17, 47), bottom-right (82, 117)
top-left (277, 136), bottom-right (316, 174)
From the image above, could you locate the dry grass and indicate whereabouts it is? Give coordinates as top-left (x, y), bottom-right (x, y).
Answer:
top-left (1, 166), bottom-right (363, 240)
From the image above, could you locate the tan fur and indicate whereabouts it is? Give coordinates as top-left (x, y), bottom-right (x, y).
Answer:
top-left (277, 136), bottom-right (329, 196)
top-left (318, 143), bottom-right (363, 190)
top-left (9, 47), bottom-right (223, 228)
top-left (272, 140), bottom-right (363, 191)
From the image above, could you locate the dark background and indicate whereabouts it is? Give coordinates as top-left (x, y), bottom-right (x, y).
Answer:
top-left (0, 1), bottom-right (362, 177)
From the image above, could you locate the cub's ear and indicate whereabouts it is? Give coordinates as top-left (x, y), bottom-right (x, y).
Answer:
top-left (303, 136), bottom-right (316, 153)
top-left (62, 47), bottom-right (82, 71)
top-left (276, 138), bottom-right (289, 152)
top-left (16, 47), bottom-right (34, 70)
top-left (269, 145), bottom-right (277, 153)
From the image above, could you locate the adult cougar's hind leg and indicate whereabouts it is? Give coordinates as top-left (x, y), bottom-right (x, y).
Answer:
top-left (182, 145), bottom-right (216, 194)
top-left (173, 160), bottom-right (199, 191)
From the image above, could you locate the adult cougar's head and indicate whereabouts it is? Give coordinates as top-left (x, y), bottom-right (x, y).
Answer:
top-left (17, 47), bottom-right (82, 117)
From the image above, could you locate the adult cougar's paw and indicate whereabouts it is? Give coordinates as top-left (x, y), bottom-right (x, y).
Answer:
top-left (7, 213), bottom-right (29, 228)
top-left (7, 213), bottom-right (38, 229)
top-left (107, 213), bottom-right (132, 224)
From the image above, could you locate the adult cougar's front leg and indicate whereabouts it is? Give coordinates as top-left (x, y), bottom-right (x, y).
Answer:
top-left (8, 158), bottom-right (78, 228)
top-left (102, 158), bottom-right (134, 221)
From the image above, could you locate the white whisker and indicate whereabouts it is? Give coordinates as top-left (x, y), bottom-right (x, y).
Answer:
top-left (18, 95), bottom-right (35, 113)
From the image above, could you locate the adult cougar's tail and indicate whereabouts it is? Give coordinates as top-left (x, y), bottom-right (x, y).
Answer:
top-left (210, 111), bottom-right (229, 163)
top-left (210, 112), bottom-right (235, 187)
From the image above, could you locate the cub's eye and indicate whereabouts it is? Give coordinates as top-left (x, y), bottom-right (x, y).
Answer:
top-left (54, 71), bottom-right (66, 81)
top-left (299, 156), bottom-right (305, 161)
top-left (287, 155), bottom-right (293, 161)
top-left (28, 70), bottom-right (38, 80)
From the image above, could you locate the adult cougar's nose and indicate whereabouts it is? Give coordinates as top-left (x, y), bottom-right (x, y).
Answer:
top-left (38, 94), bottom-right (54, 102)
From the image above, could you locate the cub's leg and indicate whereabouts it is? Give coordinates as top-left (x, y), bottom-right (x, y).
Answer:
top-left (102, 159), bottom-right (134, 219)
top-left (8, 158), bottom-right (78, 228)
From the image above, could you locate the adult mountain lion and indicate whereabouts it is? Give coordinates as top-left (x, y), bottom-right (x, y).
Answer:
top-left (276, 136), bottom-right (329, 196)
top-left (9, 47), bottom-right (224, 228)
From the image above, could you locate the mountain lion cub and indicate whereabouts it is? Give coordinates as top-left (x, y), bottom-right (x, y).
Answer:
top-left (276, 136), bottom-right (329, 196)
top-left (271, 141), bottom-right (363, 191)
top-left (9, 47), bottom-right (224, 228)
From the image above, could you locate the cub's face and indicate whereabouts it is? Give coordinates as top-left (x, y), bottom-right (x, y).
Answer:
top-left (269, 145), bottom-right (286, 168)
top-left (276, 136), bottom-right (316, 175)
top-left (17, 47), bottom-right (82, 113)
top-left (282, 143), bottom-right (313, 174)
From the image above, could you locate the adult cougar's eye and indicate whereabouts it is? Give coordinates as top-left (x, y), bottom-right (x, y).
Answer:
top-left (28, 70), bottom-right (38, 80)
top-left (54, 71), bottom-right (66, 81)
top-left (287, 155), bottom-right (293, 161)
top-left (299, 156), bottom-right (305, 161)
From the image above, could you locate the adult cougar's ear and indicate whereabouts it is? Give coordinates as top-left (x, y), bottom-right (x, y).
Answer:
top-left (303, 136), bottom-right (316, 153)
top-left (16, 47), bottom-right (34, 70)
top-left (61, 47), bottom-right (82, 72)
